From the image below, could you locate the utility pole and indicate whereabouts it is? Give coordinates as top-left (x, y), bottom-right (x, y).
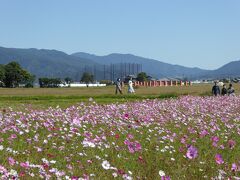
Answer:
top-left (103, 65), bottom-right (106, 80)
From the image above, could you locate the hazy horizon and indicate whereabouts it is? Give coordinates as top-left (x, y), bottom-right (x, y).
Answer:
top-left (1, 0), bottom-right (240, 70)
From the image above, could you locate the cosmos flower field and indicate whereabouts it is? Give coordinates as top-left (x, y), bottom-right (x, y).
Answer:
top-left (0, 96), bottom-right (240, 179)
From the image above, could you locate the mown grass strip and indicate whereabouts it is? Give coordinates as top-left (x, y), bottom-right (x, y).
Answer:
top-left (0, 93), bottom-right (178, 101)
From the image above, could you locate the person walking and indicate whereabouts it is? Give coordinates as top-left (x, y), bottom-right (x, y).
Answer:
top-left (227, 83), bottom-right (235, 96)
top-left (221, 84), bottom-right (227, 96)
top-left (128, 78), bottom-right (135, 94)
top-left (212, 81), bottom-right (220, 96)
top-left (115, 78), bottom-right (122, 94)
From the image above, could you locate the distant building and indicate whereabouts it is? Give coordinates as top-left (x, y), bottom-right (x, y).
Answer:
top-left (59, 82), bottom-right (106, 88)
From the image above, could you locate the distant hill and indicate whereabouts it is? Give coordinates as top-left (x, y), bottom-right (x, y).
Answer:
top-left (0, 47), bottom-right (98, 80)
top-left (207, 60), bottom-right (240, 78)
top-left (72, 52), bottom-right (209, 79)
top-left (0, 46), bottom-right (239, 80)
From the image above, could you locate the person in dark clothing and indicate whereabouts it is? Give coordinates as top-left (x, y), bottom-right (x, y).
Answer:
top-left (212, 82), bottom-right (220, 96)
top-left (115, 78), bottom-right (123, 94)
top-left (221, 84), bottom-right (227, 96)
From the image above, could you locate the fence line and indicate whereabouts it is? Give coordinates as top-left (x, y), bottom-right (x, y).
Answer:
top-left (133, 80), bottom-right (192, 87)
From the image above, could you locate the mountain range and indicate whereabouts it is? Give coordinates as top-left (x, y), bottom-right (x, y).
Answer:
top-left (0, 46), bottom-right (240, 81)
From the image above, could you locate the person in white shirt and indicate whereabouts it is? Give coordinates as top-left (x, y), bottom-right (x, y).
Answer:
top-left (128, 78), bottom-right (135, 94)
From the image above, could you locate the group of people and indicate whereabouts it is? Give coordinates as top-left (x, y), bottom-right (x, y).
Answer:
top-left (116, 79), bottom-right (236, 96)
top-left (115, 78), bottom-right (135, 94)
top-left (212, 82), bottom-right (235, 96)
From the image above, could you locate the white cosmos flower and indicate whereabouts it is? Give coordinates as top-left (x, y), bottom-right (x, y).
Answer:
top-left (123, 174), bottom-right (132, 180)
top-left (50, 160), bottom-right (56, 164)
top-left (82, 140), bottom-right (96, 148)
top-left (102, 160), bottom-right (110, 170)
top-left (41, 158), bottom-right (49, 164)
top-left (159, 170), bottom-right (165, 177)
top-left (112, 172), bottom-right (118, 178)
top-left (9, 169), bottom-right (18, 176)
top-left (0, 145), bottom-right (3, 151)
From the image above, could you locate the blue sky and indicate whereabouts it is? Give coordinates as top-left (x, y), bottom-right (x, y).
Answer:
top-left (0, 0), bottom-right (240, 69)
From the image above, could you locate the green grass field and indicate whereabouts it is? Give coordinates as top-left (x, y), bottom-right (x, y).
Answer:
top-left (0, 83), bottom-right (239, 109)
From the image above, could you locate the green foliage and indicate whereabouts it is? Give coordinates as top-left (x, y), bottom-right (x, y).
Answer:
top-left (81, 72), bottom-right (94, 83)
top-left (64, 77), bottom-right (73, 84)
top-left (21, 70), bottom-right (35, 88)
top-left (137, 72), bottom-right (148, 82)
top-left (0, 65), bottom-right (5, 86)
top-left (39, 77), bottom-right (62, 88)
top-left (3, 61), bottom-right (34, 88)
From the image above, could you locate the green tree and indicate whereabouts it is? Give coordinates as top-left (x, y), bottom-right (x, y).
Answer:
top-left (81, 72), bottom-right (94, 83)
top-left (4, 62), bottom-right (24, 87)
top-left (64, 77), bottom-right (72, 84)
top-left (136, 72), bottom-right (148, 82)
top-left (0, 64), bottom-right (5, 86)
top-left (3, 61), bottom-right (35, 88)
top-left (39, 77), bottom-right (61, 88)
top-left (21, 70), bottom-right (35, 88)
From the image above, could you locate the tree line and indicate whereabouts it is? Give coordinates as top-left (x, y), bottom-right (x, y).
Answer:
top-left (0, 61), bottom-right (97, 88)
top-left (0, 61), bottom-right (150, 88)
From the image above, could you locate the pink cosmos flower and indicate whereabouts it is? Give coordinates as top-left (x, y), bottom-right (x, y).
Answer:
top-left (11, 134), bottom-right (17, 139)
top-left (179, 146), bottom-right (184, 153)
top-left (8, 157), bottom-right (16, 166)
top-left (180, 137), bottom-right (186, 144)
top-left (199, 129), bottom-right (208, 138)
top-left (161, 176), bottom-right (171, 180)
top-left (66, 164), bottom-right (73, 170)
top-left (20, 162), bottom-right (30, 169)
top-left (127, 134), bottom-right (134, 139)
top-left (186, 145), bottom-right (198, 159)
top-left (219, 145), bottom-right (225, 149)
top-left (124, 139), bottom-right (142, 153)
top-left (71, 176), bottom-right (79, 180)
top-left (215, 154), bottom-right (224, 165)
top-left (19, 171), bottom-right (26, 177)
top-left (128, 145), bottom-right (135, 153)
top-left (231, 163), bottom-right (238, 171)
top-left (117, 169), bottom-right (125, 175)
top-left (0, 165), bottom-right (7, 174)
top-left (228, 139), bottom-right (236, 149)
top-left (211, 136), bottom-right (219, 142)
top-left (124, 139), bottom-right (130, 145)
top-left (115, 134), bottom-right (120, 139)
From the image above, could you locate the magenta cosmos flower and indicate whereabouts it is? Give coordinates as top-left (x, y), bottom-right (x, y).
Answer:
top-left (186, 145), bottom-right (198, 159)
top-left (215, 154), bottom-right (224, 164)
top-left (228, 139), bottom-right (236, 149)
